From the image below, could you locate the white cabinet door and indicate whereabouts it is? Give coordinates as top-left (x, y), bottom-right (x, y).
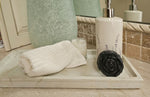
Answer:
top-left (0, 0), bottom-right (30, 51)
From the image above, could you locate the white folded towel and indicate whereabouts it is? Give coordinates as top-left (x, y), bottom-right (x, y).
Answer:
top-left (20, 41), bottom-right (87, 77)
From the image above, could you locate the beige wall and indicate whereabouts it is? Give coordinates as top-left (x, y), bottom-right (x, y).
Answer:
top-left (137, 0), bottom-right (150, 23)
top-left (100, 0), bottom-right (106, 11)
top-left (111, 0), bottom-right (150, 23)
top-left (111, 0), bottom-right (130, 18)
top-left (0, 0), bottom-right (1, 39)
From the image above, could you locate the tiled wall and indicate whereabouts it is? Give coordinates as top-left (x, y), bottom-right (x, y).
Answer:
top-left (78, 22), bottom-right (96, 46)
top-left (78, 21), bottom-right (150, 63)
top-left (123, 30), bottom-right (150, 63)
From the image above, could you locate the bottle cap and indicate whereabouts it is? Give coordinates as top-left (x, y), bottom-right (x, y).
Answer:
top-left (103, 0), bottom-right (114, 17)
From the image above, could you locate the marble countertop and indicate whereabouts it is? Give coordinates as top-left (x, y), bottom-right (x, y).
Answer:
top-left (0, 45), bottom-right (150, 97)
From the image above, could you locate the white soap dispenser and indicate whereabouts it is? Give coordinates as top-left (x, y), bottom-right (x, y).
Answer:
top-left (124, 0), bottom-right (143, 22)
top-left (96, 0), bottom-right (123, 57)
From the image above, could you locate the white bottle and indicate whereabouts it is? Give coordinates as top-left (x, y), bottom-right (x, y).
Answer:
top-left (96, 0), bottom-right (123, 57)
top-left (124, 0), bottom-right (143, 22)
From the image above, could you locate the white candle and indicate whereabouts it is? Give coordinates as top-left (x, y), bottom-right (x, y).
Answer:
top-left (72, 38), bottom-right (87, 58)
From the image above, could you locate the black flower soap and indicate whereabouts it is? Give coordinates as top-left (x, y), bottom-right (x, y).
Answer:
top-left (97, 50), bottom-right (124, 77)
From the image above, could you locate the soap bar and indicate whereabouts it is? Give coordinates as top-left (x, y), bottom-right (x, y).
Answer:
top-left (73, 0), bottom-right (102, 17)
top-left (27, 0), bottom-right (77, 47)
top-left (97, 50), bottom-right (124, 77)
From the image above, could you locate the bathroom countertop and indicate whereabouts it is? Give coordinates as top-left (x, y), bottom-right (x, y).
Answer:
top-left (0, 45), bottom-right (150, 97)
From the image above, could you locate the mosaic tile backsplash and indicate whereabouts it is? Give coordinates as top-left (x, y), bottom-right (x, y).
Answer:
top-left (77, 21), bottom-right (150, 63)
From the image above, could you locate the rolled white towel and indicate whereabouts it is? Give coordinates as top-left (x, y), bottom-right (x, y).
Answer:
top-left (20, 41), bottom-right (87, 77)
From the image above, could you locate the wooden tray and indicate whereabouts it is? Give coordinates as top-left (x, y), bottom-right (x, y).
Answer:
top-left (0, 49), bottom-right (143, 89)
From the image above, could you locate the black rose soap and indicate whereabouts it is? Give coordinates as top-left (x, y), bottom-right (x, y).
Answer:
top-left (97, 50), bottom-right (124, 77)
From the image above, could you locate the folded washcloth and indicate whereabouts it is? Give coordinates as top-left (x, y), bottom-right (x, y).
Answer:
top-left (20, 41), bottom-right (87, 77)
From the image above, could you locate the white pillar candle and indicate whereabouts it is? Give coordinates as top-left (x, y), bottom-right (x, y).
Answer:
top-left (72, 38), bottom-right (87, 58)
